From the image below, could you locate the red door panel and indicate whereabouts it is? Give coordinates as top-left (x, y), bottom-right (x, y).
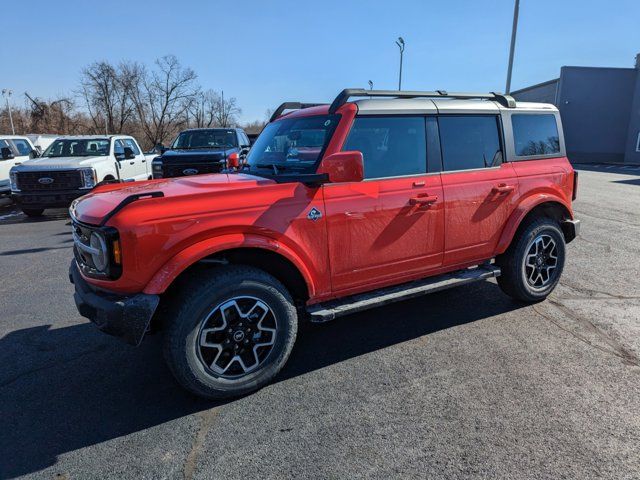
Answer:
top-left (323, 174), bottom-right (444, 295)
top-left (441, 162), bottom-right (519, 265)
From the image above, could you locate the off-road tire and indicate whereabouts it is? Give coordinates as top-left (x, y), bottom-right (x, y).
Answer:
top-left (22, 208), bottom-right (44, 217)
top-left (163, 265), bottom-right (298, 399)
top-left (496, 217), bottom-right (566, 303)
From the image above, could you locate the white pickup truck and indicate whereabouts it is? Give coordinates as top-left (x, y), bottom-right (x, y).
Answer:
top-left (0, 135), bottom-right (39, 195)
top-left (10, 135), bottom-right (155, 216)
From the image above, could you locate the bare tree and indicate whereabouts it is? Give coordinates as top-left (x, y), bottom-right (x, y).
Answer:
top-left (213, 91), bottom-right (241, 127)
top-left (186, 89), bottom-right (220, 128)
top-left (129, 55), bottom-right (198, 146)
top-left (79, 61), bottom-right (136, 134)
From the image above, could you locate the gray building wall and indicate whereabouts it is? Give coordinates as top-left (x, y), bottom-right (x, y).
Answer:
top-left (511, 79), bottom-right (559, 104)
top-left (512, 63), bottom-right (640, 164)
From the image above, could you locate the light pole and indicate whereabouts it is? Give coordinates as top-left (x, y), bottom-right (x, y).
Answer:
top-left (368, 80), bottom-right (374, 90)
top-left (395, 37), bottom-right (405, 90)
top-left (2, 89), bottom-right (15, 134)
top-left (505, 0), bottom-right (520, 94)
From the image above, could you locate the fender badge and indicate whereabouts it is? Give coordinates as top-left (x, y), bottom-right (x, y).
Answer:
top-left (307, 207), bottom-right (322, 221)
top-left (183, 168), bottom-right (198, 175)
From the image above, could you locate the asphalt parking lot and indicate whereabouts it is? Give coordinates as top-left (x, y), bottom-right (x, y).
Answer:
top-left (0, 165), bottom-right (639, 479)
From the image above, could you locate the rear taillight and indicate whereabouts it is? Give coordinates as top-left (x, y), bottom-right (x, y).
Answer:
top-left (572, 170), bottom-right (578, 200)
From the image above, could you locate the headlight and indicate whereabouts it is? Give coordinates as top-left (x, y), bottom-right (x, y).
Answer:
top-left (89, 231), bottom-right (108, 272)
top-left (152, 160), bottom-right (163, 178)
top-left (80, 168), bottom-right (97, 189)
top-left (9, 169), bottom-right (19, 192)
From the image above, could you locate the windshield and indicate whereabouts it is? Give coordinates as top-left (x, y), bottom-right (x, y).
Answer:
top-left (43, 139), bottom-right (110, 157)
top-left (245, 115), bottom-right (340, 173)
top-left (172, 130), bottom-right (238, 149)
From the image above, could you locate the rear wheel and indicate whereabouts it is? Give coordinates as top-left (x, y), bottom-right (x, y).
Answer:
top-left (496, 217), bottom-right (566, 302)
top-left (163, 266), bottom-right (298, 399)
top-left (22, 208), bottom-right (44, 217)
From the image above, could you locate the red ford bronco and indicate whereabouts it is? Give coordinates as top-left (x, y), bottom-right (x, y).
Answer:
top-left (70, 89), bottom-right (580, 398)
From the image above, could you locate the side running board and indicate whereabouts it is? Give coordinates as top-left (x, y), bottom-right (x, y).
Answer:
top-left (307, 265), bottom-right (501, 323)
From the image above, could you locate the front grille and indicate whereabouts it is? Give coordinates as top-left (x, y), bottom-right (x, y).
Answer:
top-left (163, 162), bottom-right (224, 178)
top-left (72, 221), bottom-right (96, 270)
top-left (17, 170), bottom-right (83, 191)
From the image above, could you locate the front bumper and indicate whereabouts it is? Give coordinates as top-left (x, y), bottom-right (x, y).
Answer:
top-left (562, 218), bottom-right (581, 243)
top-left (13, 189), bottom-right (86, 208)
top-left (69, 261), bottom-right (159, 346)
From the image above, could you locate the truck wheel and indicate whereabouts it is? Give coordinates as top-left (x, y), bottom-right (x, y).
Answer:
top-left (163, 265), bottom-right (298, 399)
top-left (22, 208), bottom-right (44, 217)
top-left (496, 217), bottom-right (566, 302)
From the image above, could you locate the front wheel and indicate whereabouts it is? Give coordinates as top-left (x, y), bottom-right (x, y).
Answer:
top-left (496, 217), bottom-right (566, 302)
top-left (163, 266), bottom-right (298, 399)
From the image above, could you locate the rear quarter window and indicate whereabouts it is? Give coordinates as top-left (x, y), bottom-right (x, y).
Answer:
top-left (512, 114), bottom-right (560, 157)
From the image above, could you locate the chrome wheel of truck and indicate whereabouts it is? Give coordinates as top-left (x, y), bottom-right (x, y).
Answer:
top-left (523, 234), bottom-right (559, 290)
top-left (163, 266), bottom-right (297, 399)
top-left (196, 296), bottom-right (278, 379)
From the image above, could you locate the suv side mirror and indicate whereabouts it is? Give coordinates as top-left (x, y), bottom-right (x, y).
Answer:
top-left (155, 143), bottom-right (166, 154)
top-left (318, 151), bottom-right (364, 183)
top-left (1, 147), bottom-right (14, 160)
top-left (124, 147), bottom-right (136, 160)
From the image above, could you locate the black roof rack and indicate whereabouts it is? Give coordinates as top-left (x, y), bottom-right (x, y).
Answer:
top-left (328, 88), bottom-right (516, 113)
top-left (269, 102), bottom-right (325, 122)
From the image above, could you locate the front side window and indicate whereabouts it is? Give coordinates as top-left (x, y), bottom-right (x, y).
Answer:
top-left (11, 139), bottom-right (32, 156)
top-left (172, 130), bottom-right (238, 149)
top-left (122, 138), bottom-right (140, 155)
top-left (246, 115), bottom-right (339, 174)
top-left (43, 139), bottom-right (110, 157)
top-left (343, 116), bottom-right (427, 179)
top-left (114, 140), bottom-right (125, 156)
top-left (512, 114), bottom-right (560, 157)
top-left (439, 116), bottom-right (502, 171)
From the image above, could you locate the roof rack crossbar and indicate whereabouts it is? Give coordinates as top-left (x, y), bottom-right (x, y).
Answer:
top-left (328, 88), bottom-right (516, 113)
top-left (270, 102), bottom-right (325, 122)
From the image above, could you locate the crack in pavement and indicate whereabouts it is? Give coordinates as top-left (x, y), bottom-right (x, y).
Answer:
top-left (558, 281), bottom-right (640, 300)
top-left (533, 300), bottom-right (640, 368)
top-left (183, 407), bottom-right (220, 480)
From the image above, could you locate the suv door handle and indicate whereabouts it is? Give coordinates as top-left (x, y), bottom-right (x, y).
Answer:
top-left (492, 183), bottom-right (515, 194)
top-left (129, 161), bottom-right (135, 165)
top-left (409, 194), bottom-right (438, 206)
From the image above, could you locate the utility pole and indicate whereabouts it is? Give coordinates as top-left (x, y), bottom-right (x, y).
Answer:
top-left (2, 89), bottom-right (15, 134)
top-left (505, 0), bottom-right (520, 94)
top-left (221, 90), bottom-right (225, 127)
top-left (395, 37), bottom-right (405, 90)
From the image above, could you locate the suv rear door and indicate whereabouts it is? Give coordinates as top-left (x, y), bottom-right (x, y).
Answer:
top-left (324, 115), bottom-right (444, 294)
top-left (437, 113), bottom-right (519, 265)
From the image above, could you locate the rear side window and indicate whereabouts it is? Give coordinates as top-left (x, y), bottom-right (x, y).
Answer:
top-left (439, 116), bottom-right (502, 171)
top-left (512, 114), bottom-right (560, 156)
top-left (343, 116), bottom-right (426, 179)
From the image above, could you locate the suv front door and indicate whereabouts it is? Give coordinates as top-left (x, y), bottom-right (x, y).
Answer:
top-left (437, 115), bottom-right (519, 265)
top-left (324, 115), bottom-right (444, 295)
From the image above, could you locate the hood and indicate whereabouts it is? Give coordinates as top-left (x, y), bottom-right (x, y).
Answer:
top-left (14, 155), bottom-right (106, 171)
top-left (159, 148), bottom-right (231, 163)
top-left (71, 173), bottom-right (275, 226)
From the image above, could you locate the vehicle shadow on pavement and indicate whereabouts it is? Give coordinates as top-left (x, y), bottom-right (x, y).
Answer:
top-left (0, 281), bottom-right (523, 479)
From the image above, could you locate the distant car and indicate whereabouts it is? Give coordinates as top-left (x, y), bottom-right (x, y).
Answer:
top-left (10, 135), bottom-right (154, 216)
top-left (151, 128), bottom-right (251, 179)
top-left (0, 135), bottom-right (39, 195)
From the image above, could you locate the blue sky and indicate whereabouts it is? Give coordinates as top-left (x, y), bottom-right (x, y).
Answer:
top-left (2, 0), bottom-right (639, 123)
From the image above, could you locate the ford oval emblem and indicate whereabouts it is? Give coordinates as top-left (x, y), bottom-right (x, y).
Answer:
top-left (183, 168), bottom-right (198, 175)
top-left (38, 177), bottom-right (54, 185)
